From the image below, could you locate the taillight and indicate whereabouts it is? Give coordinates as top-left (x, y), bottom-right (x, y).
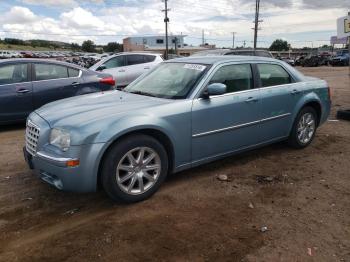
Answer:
top-left (327, 86), bottom-right (332, 101)
top-left (100, 77), bottom-right (115, 86)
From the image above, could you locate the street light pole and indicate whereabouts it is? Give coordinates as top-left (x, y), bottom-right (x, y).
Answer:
top-left (162, 0), bottom-right (170, 60)
top-left (232, 32), bottom-right (236, 49)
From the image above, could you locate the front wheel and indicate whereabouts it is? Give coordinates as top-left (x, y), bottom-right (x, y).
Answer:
top-left (288, 107), bottom-right (317, 149)
top-left (101, 134), bottom-right (168, 203)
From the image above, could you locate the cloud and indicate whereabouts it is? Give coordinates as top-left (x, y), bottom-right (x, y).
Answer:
top-left (21, 0), bottom-right (78, 7)
top-left (1, 6), bottom-right (38, 24)
top-left (60, 7), bottom-right (106, 30)
top-left (302, 0), bottom-right (348, 9)
top-left (0, 0), bottom-right (347, 48)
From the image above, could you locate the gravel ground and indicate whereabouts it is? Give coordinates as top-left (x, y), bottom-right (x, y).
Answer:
top-left (0, 66), bottom-right (349, 262)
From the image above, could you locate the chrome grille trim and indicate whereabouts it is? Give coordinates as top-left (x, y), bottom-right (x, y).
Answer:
top-left (25, 120), bottom-right (40, 156)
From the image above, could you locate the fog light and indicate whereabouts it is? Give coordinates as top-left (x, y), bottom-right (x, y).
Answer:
top-left (66, 159), bottom-right (80, 167)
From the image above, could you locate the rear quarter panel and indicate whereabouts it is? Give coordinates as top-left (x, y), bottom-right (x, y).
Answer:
top-left (292, 78), bottom-right (330, 128)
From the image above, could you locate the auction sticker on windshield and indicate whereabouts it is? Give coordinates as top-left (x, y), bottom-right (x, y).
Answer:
top-left (184, 64), bottom-right (207, 71)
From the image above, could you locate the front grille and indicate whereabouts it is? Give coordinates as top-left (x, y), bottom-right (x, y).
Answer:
top-left (25, 120), bottom-right (40, 156)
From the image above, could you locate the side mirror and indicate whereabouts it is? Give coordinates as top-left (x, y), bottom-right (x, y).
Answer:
top-left (202, 83), bottom-right (227, 98)
top-left (97, 65), bottom-right (106, 71)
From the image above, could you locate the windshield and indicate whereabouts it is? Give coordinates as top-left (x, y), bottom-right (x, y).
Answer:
top-left (124, 62), bottom-right (208, 99)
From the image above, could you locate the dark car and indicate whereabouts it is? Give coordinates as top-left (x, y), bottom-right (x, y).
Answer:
top-left (192, 49), bottom-right (273, 58)
top-left (330, 50), bottom-right (349, 66)
top-left (301, 55), bottom-right (330, 67)
top-left (0, 59), bottom-right (115, 124)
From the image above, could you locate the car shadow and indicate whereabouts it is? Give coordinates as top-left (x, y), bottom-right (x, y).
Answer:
top-left (0, 123), bottom-right (25, 132)
top-left (166, 141), bottom-right (290, 185)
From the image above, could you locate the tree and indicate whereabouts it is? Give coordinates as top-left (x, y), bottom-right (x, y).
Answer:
top-left (103, 42), bottom-right (123, 53)
top-left (71, 43), bottom-right (80, 51)
top-left (82, 40), bottom-right (96, 52)
top-left (269, 39), bottom-right (290, 51)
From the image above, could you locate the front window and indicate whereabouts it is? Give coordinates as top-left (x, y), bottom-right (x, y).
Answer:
top-left (103, 56), bottom-right (125, 69)
top-left (124, 62), bottom-right (208, 99)
top-left (209, 64), bottom-right (253, 93)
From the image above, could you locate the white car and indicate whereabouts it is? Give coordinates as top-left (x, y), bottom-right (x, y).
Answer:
top-left (0, 51), bottom-right (20, 59)
top-left (90, 52), bottom-right (163, 87)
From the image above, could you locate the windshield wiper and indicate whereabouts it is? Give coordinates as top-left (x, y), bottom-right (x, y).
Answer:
top-left (128, 90), bottom-right (157, 98)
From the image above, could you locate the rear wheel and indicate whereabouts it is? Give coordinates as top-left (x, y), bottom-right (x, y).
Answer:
top-left (288, 107), bottom-right (317, 149)
top-left (101, 134), bottom-right (168, 203)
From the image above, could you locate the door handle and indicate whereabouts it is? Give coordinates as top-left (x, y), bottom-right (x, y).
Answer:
top-left (144, 66), bottom-right (150, 69)
top-left (118, 69), bottom-right (126, 72)
top-left (245, 97), bottom-right (259, 103)
top-left (16, 88), bottom-right (30, 94)
top-left (71, 82), bottom-right (79, 86)
top-left (291, 89), bottom-right (301, 95)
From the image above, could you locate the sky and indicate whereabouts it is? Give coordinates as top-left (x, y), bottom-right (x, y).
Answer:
top-left (0, 0), bottom-right (348, 48)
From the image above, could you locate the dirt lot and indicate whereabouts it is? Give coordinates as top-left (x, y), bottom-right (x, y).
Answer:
top-left (0, 67), bottom-right (349, 262)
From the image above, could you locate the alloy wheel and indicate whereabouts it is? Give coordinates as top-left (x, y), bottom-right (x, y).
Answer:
top-left (116, 147), bottom-right (161, 195)
top-left (297, 112), bottom-right (316, 144)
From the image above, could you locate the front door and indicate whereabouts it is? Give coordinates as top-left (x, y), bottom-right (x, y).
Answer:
top-left (191, 63), bottom-right (261, 162)
top-left (0, 63), bottom-right (33, 122)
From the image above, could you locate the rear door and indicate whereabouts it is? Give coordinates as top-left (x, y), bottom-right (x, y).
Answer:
top-left (0, 62), bottom-right (33, 122)
top-left (257, 63), bottom-right (302, 141)
top-left (143, 54), bottom-right (158, 71)
top-left (32, 63), bottom-right (80, 108)
top-left (125, 54), bottom-right (148, 84)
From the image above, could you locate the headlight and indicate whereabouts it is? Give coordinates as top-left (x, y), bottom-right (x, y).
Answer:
top-left (50, 128), bottom-right (70, 151)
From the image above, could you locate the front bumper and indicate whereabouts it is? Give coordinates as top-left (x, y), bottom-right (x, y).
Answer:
top-left (24, 143), bottom-right (105, 193)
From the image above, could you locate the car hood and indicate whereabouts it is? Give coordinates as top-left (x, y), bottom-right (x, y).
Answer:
top-left (35, 90), bottom-right (173, 127)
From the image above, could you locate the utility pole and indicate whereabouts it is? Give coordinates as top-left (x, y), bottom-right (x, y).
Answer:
top-left (162, 0), bottom-right (170, 60)
top-left (253, 0), bottom-right (262, 49)
top-left (232, 32), bottom-right (236, 49)
top-left (348, 11), bottom-right (350, 76)
top-left (174, 36), bottom-right (178, 55)
top-left (202, 29), bottom-right (205, 45)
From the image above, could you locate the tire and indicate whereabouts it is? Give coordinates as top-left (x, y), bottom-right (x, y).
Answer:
top-left (101, 134), bottom-right (168, 203)
top-left (288, 107), bottom-right (318, 149)
top-left (336, 110), bottom-right (350, 121)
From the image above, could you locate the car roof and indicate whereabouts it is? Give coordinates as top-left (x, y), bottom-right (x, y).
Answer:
top-left (166, 55), bottom-right (276, 65)
top-left (0, 58), bottom-right (86, 70)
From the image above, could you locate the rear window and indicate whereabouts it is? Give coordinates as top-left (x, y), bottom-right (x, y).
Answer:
top-left (68, 67), bottom-right (80, 77)
top-left (257, 64), bottom-right (291, 87)
top-left (0, 64), bottom-right (28, 85)
top-left (127, 55), bottom-right (145, 65)
top-left (35, 64), bottom-right (68, 81)
top-left (256, 51), bottom-right (273, 58)
top-left (144, 55), bottom-right (156, 62)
